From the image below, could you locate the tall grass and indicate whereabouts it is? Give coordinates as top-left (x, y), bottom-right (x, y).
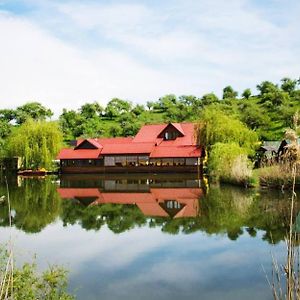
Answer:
top-left (269, 114), bottom-right (300, 299)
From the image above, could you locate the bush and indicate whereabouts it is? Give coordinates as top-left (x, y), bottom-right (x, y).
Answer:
top-left (0, 246), bottom-right (74, 300)
top-left (208, 142), bottom-right (254, 186)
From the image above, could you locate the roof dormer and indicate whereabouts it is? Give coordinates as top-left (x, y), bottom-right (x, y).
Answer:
top-left (74, 139), bottom-right (102, 150)
top-left (157, 123), bottom-right (185, 141)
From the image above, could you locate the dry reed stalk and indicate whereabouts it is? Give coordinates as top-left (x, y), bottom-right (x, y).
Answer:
top-left (0, 176), bottom-right (14, 300)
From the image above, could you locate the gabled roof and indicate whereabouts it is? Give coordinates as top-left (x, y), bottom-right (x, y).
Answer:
top-left (75, 139), bottom-right (103, 149)
top-left (260, 141), bottom-right (281, 152)
top-left (133, 122), bottom-right (196, 145)
top-left (157, 123), bottom-right (185, 138)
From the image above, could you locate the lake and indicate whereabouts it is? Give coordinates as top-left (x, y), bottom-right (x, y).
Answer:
top-left (0, 174), bottom-right (291, 300)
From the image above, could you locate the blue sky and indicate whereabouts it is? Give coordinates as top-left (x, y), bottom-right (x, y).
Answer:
top-left (0, 0), bottom-right (299, 115)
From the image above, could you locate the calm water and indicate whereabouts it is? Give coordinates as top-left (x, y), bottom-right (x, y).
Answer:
top-left (0, 174), bottom-right (293, 300)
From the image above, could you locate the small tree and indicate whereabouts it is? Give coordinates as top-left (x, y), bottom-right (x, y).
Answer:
top-left (222, 86), bottom-right (238, 99)
top-left (242, 88), bottom-right (251, 99)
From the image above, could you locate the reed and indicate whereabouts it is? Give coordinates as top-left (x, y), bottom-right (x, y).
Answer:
top-left (0, 176), bottom-right (13, 300)
top-left (269, 116), bottom-right (300, 299)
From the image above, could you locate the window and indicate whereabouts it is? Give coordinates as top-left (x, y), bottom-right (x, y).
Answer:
top-left (186, 158), bottom-right (198, 165)
top-left (163, 131), bottom-right (179, 140)
top-left (104, 156), bottom-right (115, 166)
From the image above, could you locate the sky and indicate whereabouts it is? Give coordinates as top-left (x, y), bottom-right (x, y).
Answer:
top-left (0, 0), bottom-right (299, 116)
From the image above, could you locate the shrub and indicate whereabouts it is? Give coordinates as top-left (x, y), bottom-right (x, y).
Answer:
top-left (208, 142), bottom-right (254, 186)
top-left (0, 246), bottom-right (74, 300)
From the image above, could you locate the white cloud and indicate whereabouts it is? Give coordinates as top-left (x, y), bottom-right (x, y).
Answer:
top-left (0, 0), bottom-right (299, 116)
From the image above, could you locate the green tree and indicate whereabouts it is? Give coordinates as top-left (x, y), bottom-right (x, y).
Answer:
top-left (80, 102), bottom-right (103, 118)
top-left (105, 98), bottom-right (132, 119)
top-left (6, 120), bottom-right (63, 170)
top-left (157, 94), bottom-right (177, 112)
top-left (0, 109), bottom-right (15, 122)
top-left (132, 104), bottom-right (145, 116)
top-left (257, 81), bottom-right (289, 106)
top-left (59, 109), bottom-right (83, 140)
top-left (222, 86), bottom-right (238, 99)
top-left (146, 101), bottom-right (154, 110)
top-left (109, 124), bottom-right (122, 137)
top-left (242, 88), bottom-right (251, 99)
top-left (281, 77), bottom-right (298, 94)
top-left (239, 102), bottom-right (270, 130)
top-left (201, 93), bottom-right (219, 106)
top-left (196, 107), bottom-right (258, 152)
top-left (15, 102), bottom-right (53, 124)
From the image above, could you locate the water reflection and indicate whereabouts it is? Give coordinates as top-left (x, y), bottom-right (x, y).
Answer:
top-left (58, 174), bottom-right (202, 234)
top-left (0, 175), bottom-right (61, 233)
top-left (0, 174), bottom-right (296, 242)
top-left (0, 174), bottom-right (296, 300)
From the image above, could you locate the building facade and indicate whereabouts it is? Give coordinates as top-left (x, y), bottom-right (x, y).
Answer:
top-left (58, 122), bottom-right (202, 173)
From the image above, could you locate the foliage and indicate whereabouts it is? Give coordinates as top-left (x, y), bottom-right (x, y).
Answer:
top-left (0, 177), bottom-right (62, 233)
top-left (0, 246), bottom-right (74, 300)
top-left (242, 88), bottom-right (251, 99)
top-left (208, 142), bottom-right (253, 185)
top-left (5, 120), bottom-right (63, 170)
top-left (0, 102), bottom-right (53, 125)
top-left (0, 77), bottom-right (299, 147)
top-left (196, 107), bottom-right (258, 153)
top-left (222, 85), bottom-right (238, 99)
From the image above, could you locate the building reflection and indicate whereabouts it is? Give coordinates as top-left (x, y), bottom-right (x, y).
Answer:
top-left (58, 174), bottom-right (203, 218)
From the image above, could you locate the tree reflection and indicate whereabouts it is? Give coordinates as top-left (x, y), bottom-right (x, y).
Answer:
top-left (0, 176), bottom-right (296, 243)
top-left (61, 201), bottom-right (146, 233)
top-left (0, 176), bottom-right (61, 233)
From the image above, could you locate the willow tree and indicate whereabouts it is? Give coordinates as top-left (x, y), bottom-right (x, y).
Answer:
top-left (195, 107), bottom-right (259, 185)
top-left (195, 107), bottom-right (259, 154)
top-left (6, 119), bottom-right (63, 169)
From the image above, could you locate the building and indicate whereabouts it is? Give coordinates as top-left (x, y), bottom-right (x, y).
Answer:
top-left (57, 122), bottom-right (202, 173)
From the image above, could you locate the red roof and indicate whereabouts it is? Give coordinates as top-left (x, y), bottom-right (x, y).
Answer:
top-left (76, 137), bottom-right (133, 146)
top-left (57, 149), bottom-right (101, 159)
top-left (75, 139), bottom-right (103, 149)
top-left (58, 122), bottom-right (200, 159)
top-left (101, 143), bottom-right (154, 155)
top-left (150, 146), bottom-right (201, 158)
top-left (133, 122), bottom-right (196, 146)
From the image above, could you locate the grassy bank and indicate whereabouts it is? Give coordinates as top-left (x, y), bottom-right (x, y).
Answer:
top-left (257, 165), bottom-right (300, 189)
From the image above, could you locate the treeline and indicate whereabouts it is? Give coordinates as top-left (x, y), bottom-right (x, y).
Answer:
top-left (0, 77), bottom-right (299, 170)
top-left (0, 77), bottom-right (299, 143)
